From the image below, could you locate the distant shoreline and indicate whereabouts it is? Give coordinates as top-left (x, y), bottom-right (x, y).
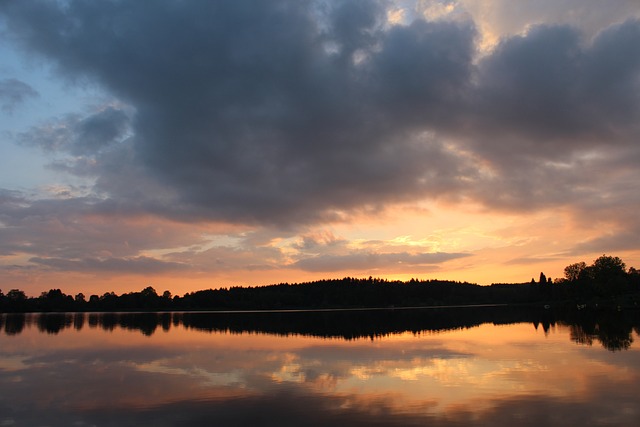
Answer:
top-left (2, 258), bottom-right (640, 313)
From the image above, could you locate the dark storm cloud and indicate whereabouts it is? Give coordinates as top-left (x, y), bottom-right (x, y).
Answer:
top-left (369, 18), bottom-right (476, 124)
top-left (472, 20), bottom-right (640, 151)
top-left (448, 21), bottom-right (640, 216)
top-left (18, 106), bottom-right (131, 155)
top-left (0, 78), bottom-right (38, 112)
top-left (2, 1), bottom-right (640, 226)
top-left (0, 0), bottom-right (476, 226)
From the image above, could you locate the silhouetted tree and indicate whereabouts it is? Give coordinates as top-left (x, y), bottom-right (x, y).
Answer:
top-left (99, 292), bottom-right (118, 310)
top-left (7, 289), bottom-right (26, 301)
top-left (88, 294), bottom-right (100, 308)
top-left (590, 255), bottom-right (629, 296)
top-left (539, 272), bottom-right (547, 284)
top-left (564, 262), bottom-right (588, 282)
top-left (592, 255), bottom-right (626, 278)
top-left (560, 255), bottom-right (638, 299)
top-left (593, 255), bottom-right (626, 287)
top-left (141, 286), bottom-right (158, 298)
top-left (38, 289), bottom-right (74, 311)
top-left (5, 289), bottom-right (27, 312)
top-left (629, 267), bottom-right (640, 291)
top-left (139, 286), bottom-right (159, 309)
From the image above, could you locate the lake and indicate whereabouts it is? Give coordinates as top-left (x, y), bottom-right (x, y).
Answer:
top-left (1, 307), bottom-right (639, 426)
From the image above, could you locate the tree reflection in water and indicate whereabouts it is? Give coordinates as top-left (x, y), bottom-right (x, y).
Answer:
top-left (2, 306), bottom-right (638, 351)
top-left (568, 310), bottom-right (635, 351)
top-left (1, 307), bottom-right (640, 427)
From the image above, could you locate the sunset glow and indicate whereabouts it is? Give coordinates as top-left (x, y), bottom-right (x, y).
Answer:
top-left (1, 1), bottom-right (639, 297)
top-left (3, 314), bottom-right (638, 421)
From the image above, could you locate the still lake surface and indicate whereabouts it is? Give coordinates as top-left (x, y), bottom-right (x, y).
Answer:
top-left (1, 307), bottom-right (639, 426)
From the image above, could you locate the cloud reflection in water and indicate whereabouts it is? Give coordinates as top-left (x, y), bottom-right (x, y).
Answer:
top-left (0, 310), bottom-right (639, 426)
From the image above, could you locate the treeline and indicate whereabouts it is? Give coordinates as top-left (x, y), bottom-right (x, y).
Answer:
top-left (528, 255), bottom-right (640, 302)
top-left (1, 255), bottom-right (639, 313)
top-left (0, 278), bottom-right (493, 313)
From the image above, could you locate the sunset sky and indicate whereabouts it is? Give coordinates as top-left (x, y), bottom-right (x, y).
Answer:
top-left (1, 0), bottom-right (639, 297)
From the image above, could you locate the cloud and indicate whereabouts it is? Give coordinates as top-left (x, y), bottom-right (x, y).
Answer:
top-left (450, 19), bottom-right (640, 216)
top-left (1, 0), bottom-right (640, 282)
top-left (454, 0), bottom-right (640, 47)
top-left (18, 106), bottom-right (131, 156)
top-left (569, 227), bottom-right (640, 256)
top-left (0, 78), bottom-right (38, 112)
top-left (471, 20), bottom-right (640, 146)
top-left (0, 190), bottom-right (214, 263)
top-left (505, 256), bottom-right (564, 266)
top-left (0, 0), bottom-right (479, 226)
top-left (164, 244), bottom-right (285, 273)
top-left (4, 1), bottom-right (640, 227)
top-left (291, 251), bottom-right (469, 272)
top-left (292, 231), bottom-right (347, 250)
top-left (28, 255), bottom-right (188, 275)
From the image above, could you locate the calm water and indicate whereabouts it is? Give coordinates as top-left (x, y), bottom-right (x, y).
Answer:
top-left (1, 308), bottom-right (639, 426)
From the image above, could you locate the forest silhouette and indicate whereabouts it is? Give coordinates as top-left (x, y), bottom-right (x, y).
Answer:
top-left (1, 255), bottom-right (639, 313)
top-left (2, 255), bottom-right (639, 352)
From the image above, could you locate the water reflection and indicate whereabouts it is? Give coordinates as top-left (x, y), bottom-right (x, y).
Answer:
top-left (1, 308), bottom-right (639, 426)
top-left (2, 306), bottom-right (639, 351)
top-left (566, 310), bottom-right (637, 351)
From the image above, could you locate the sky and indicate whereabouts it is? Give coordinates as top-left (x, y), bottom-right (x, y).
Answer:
top-left (1, 0), bottom-right (639, 297)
